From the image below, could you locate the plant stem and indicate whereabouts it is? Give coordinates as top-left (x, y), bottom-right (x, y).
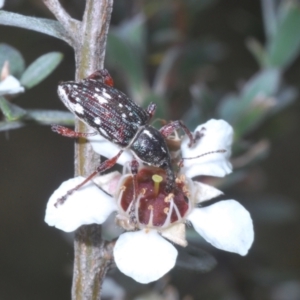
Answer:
top-left (45, 0), bottom-right (114, 298)
top-left (72, 1), bottom-right (113, 299)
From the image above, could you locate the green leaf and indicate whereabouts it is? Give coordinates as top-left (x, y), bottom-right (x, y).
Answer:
top-left (0, 43), bottom-right (25, 77)
top-left (179, 40), bottom-right (224, 77)
top-left (0, 96), bottom-right (26, 121)
top-left (26, 109), bottom-right (74, 125)
top-left (20, 52), bottom-right (63, 89)
top-left (0, 11), bottom-right (73, 45)
top-left (218, 69), bottom-right (281, 136)
top-left (0, 109), bottom-right (74, 132)
top-left (267, 3), bottom-right (300, 69)
top-left (246, 38), bottom-right (267, 68)
top-left (106, 33), bottom-right (147, 104)
top-left (115, 14), bottom-right (146, 56)
top-left (233, 101), bottom-right (273, 138)
top-left (240, 68), bottom-right (280, 105)
top-left (153, 47), bottom-right (180, 96)
top-left (217, 94), bottom-right (241, 124)
top-left (0, 120), bottom-right (25, 131)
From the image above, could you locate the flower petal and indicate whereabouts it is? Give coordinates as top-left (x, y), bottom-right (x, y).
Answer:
top-left (93, 171), bottom-right (122, 195)
top-left (192, 181), bottom-right (223, 203)
top-left (114, 230), bottom-right (178, 283)
top-left (45, 177), bottom-right (117, 232)
top-left (161, 223), bottom-right (187, 247)
top-left (88, 134), bottom-right (132, 165)
top-left (181, 119), bottom-right (233, 178)
top-left (188, 200), bottom-right (254, 255)
top-left (0, 75), bottom-right (24, 96)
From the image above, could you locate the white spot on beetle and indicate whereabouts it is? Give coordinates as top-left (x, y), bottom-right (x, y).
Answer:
top-left (94, 94), bottom-right (108, 104)
top-left (94, 117), bottom-right (101, 125)
top-left (122, 113), bottom-right (127, 118)
top-left (95, 88), bottom-right (100, 92)
top-left (58, 86), bottom-right (74, 111)
top-left (119, 104), bottom-right (123, 107)
top-left (143, 130), bottom-right (153, 138)
top-left (75, 103), bottom-right (84, 114)
top-left (161, 146), bottom-right (167, 153)
top-left (99, 128), bottom-right (108, 137)
top-left (102, 91), bottom-right (112, 99)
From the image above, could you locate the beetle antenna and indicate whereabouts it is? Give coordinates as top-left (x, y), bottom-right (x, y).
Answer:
top-left (182, 149), bottom-right (226, 160)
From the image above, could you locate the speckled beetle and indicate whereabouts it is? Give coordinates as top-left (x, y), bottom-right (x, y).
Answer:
top-left (52, 69), bottom-right (199, 208)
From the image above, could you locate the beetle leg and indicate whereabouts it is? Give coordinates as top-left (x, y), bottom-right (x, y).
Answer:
top-left (160, 120), bottom-right (200, 147)
top-left (128, 159), bottom-right (139, 227)
top-left (146, 102), bottom-right (157, 121)
top-left (87, 69), bottom-right (114, 87)
top-left (51, 124), bottom-right (97, 138)
top-left (54, 150), bottom-right (124, 207)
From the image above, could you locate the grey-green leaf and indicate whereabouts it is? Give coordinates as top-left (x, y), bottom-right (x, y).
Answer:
top-left (240, 68), bottom-right (280, 105)
top-left (267, 3), bottom-right (300, 69)
top-left (0, 96), bottom-right (26, 121)
top-left (218, 69), bottom-right (281, 136)
top-left (26, 109), bottom-right (74, 125)
top-left (106, 33), bottom-right (147, 105)
top-left (246, 38), bottom-right (267, 68)
top-left (0, 120), bottom-right (25, 131)
top-left (115, 14), bottom-right (146, 56)
top-left (20, 52), bottom-right (63, 89)
top-left (0, 11), bottom-right (72, 45)
top-left (0, 43), bottom-right (25, 77)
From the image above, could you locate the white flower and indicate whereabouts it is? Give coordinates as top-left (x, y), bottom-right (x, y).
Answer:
top-left (181, 119), bottom-right (233, 178)
top-left (0, 75), bottom-right (24, 96)
top-left (45, 119), bottom-right (254, 284)
top-left (45, 176), bottom-right (117, 232)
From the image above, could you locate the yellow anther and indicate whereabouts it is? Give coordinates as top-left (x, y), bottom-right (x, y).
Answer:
top-left (164, 193), bottom-right (174, 203)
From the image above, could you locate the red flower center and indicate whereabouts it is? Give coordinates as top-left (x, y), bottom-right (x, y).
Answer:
top-left (118, 168), bottom-right (191, 229)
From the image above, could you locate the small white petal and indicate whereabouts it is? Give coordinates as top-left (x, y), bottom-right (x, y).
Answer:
top-left (161, 223), bottom-right (187, 247)
top-left (192, 181), bottom-right (223, 203)
top-left (114, 230), bottom-right (178, 283)
top-left (88, 134), bottom-right (132, 165)
top-left (188, 200), bottom-right (254, 255)
top-left (45, 177), bottom-right (117, 232)
top-left (0, 75), bottom-right (24, 96)
top-left (93, 171), bottom-right (121, 195)
top-left (181, 119), bottom-right (233, 178)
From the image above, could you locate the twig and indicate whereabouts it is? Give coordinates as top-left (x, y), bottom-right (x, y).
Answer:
top-left (70, 1), bottom-right (114, 299)
top-left (43, 0), bottom-right (81, 45)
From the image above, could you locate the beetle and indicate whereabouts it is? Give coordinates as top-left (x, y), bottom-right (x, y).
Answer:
top-left (52, 69), bottom-right (199, 214)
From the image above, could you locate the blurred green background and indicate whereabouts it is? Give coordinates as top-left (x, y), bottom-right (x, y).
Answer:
top-left (1, 0), bottom-right (300, 299)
